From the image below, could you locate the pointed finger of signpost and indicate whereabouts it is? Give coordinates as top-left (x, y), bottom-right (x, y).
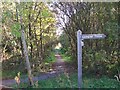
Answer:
top-left (82, 34), bottom-right (106, 39)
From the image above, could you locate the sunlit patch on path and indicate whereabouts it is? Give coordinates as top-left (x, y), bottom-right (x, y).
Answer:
top-left (52, 53), bottom-right (66, 72)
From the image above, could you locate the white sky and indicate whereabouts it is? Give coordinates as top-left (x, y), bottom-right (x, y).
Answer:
top-left (47, 2), bottom-right (68, 36)
top-left (56, 27), bottom-right (63, 36)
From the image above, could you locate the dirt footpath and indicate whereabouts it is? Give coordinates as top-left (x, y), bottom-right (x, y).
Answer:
top-left (1, 53), bottom-right (76, 87)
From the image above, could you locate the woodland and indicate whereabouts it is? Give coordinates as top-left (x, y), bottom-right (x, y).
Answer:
top-left (1, 2), bottom-right (120, 88)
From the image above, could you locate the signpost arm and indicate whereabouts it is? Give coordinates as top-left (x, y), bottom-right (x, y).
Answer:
top-left (77, 30), bottom-right (82, 88)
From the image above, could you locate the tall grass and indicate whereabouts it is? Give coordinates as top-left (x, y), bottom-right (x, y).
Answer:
top-left (13, 73), bottom-right (120, 88)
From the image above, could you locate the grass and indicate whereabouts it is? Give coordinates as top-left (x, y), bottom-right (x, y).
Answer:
top-left (44, 52), bottom-right (56, 64)
top-left (83, 76), bottom-right (120, 88)
top-left (2, 70), bottom-right (17, 79)
top-left (2, 52), bottom-right (120, 88)
top-left (2, 62), bottom-right (27, 80)
top-left (1, 70), bottom-right (28, 80)
top-left (61, 54), bottom-right (72, 62)
top-left (12, 73), bottom-right (120, 88)
top-left (2, 52), bottom-right (57, 80)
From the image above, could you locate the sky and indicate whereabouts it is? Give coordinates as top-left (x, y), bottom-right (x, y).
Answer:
top-left (46, 2), bottom-right (65, 36)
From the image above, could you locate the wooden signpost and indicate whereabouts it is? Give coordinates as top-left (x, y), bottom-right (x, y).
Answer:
top-left (77, 30), bottom-right (106, 88)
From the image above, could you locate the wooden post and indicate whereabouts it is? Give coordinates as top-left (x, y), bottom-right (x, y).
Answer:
top-left (77, 30), bottom-right (82, 88)
top-left (20, 26), bottom-right (34, 86)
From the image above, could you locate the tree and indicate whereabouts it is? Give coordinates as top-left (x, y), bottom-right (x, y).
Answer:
top-left (51, 2), bottom-right (119, 76)
top-left (2, 2), bottom-right (57, 77)
top-left (16, 2), bottom-right (34, 86)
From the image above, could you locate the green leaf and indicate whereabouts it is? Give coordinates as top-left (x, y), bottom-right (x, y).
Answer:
top-left (4, 10), bottom-right (12, 18)
top-left (11, 23), bottom-right (21, 37)
top-left (41, 9), bottom-right (50, 17)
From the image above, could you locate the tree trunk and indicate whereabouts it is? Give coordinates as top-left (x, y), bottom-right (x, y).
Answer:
top-left (17, 3), bottom-right (34, 86)
top-left (16, 7), bottom-right (24, 57)
top-left (20, 25), bottom-right (34, 86)
top-left (34, 26), bottom-right (39, 58)
top-left (28, 13), bottom-right (33, 59)
top-left (39, 15), bottom-right (43, 61)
